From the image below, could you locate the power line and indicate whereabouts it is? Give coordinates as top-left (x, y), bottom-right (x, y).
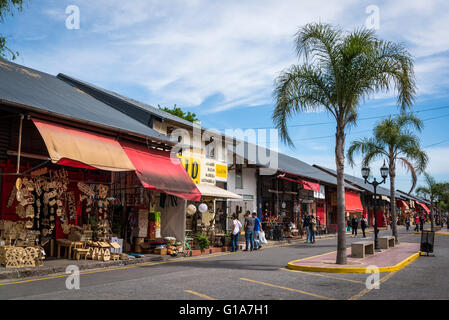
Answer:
top-left (216, 104), bottom-right (449, 131)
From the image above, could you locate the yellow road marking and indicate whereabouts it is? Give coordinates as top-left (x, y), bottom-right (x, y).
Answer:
top-left (184, 290), bottom-right (217, 300)
top-left (280, 268), bottom-right (365, 284)
top-left (0, 252), bottom-right (233, 286)
top-left (348, 271), bottom-right (397, 300)
top-left (240, 277), bottom-right (334, 300)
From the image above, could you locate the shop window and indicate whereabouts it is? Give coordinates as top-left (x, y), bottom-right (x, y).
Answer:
top-left (235, 167), bottom-right (243, 189)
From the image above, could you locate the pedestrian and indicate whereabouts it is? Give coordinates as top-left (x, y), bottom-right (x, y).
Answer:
top-left (361, 216), bottom-right (367, 238)
top-left (252, 212), bottom-right (262, 250)
top-left (351, 216), bottom-right (358, 237)
top-left (346, 219), bottom-right (351, 232)
top-left (243, 211), bottom-right (255, 251)
top-left (231, 214), bottom-right (242, 252)
top-left (303, 213), bottom-right (311, 243)
top-left (310, 215), bottom-right (316, 243)
top-left (414, 215), bottom-right (419, 232)
top-left (405, 217), bottom-right (410, 231)
top-left (419, 216), bottom-right (424, 231)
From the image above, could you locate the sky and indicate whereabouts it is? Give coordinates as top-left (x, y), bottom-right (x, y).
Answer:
top-left (2, 0), bottom-right (449, 194)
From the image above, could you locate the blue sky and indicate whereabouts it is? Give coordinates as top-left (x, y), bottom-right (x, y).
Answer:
top-left (2, 0), bottom-right (449, 193)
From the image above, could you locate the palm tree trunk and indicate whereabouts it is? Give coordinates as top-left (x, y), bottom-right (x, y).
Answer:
top-left (389, 162), bottom-right (399, 243)
top-left (430, 198), bottom-right (435, 231)
top-left (335, 125), bottom-right (347, 265)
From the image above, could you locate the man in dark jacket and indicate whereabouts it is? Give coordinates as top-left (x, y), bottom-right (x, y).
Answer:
top-left (303, 214), bottom-right (311, 243)
top-left (351, 216), bottom-right (359, 237)
top-left (360, 216), bottom-right (367, 238)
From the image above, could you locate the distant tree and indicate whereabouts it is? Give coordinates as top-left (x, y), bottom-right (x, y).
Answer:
top-left (416, 174), bottom-right (449, 231)
top-left (158, 104), bottom-right (199, 123)
top-left (0, 0), bottom-right (27, 60)
top-left (347, 113), bottom-right (428, 243)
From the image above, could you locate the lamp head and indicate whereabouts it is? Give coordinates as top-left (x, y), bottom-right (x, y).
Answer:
top-left (380, 161), bottom-right (389, 179)
top-left (361, 166), bottom-right (370, 181)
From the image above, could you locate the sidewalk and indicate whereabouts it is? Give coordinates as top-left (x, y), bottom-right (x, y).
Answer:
top-left (0, 253), bottom-right (173, 280)
top-left (288, 242), bottom-right (421, 273)
top-left (0, 227), bottom-right (392, 280)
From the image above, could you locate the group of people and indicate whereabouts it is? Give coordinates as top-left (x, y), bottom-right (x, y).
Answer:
top-left (347, 215), bottom-right (368, 238)
top-left (302, 213), bottom-right (317, 243)
top-left (230, 211), bottom-right (263, 252)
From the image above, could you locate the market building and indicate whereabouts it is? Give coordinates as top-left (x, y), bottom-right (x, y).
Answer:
top-left (313, 165), bottom-right (392, 228)
top-left (0, 59), bottom-right (202, 267)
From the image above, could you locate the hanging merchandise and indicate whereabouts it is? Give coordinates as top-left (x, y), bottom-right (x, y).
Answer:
top-left (198, 203), bottom-right (208, 213)
top-left (186, 204), bottom-right (197, 216)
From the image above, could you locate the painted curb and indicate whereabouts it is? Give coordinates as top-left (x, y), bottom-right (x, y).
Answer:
top-left (287, 251), bottom-right (421, 274)
top-left (413, 232), bottom-right (449, 235)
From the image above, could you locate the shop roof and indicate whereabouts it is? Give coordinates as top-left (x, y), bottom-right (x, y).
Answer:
top-left (57, 73), bottom-right (196, 128)
top-left (232, 142), bottom-right (361, 191)
top-left (313, 165), bottom-right (392, 197)
top-left (396, 190), bottom-right (431, 205)
top-left (0, 59), bottom-right (171, 143)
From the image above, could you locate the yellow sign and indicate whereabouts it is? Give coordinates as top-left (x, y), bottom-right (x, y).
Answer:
top-left (215, 163), bottom-right (227, 180)
top-left (178, 155), bottom-right (201, 184)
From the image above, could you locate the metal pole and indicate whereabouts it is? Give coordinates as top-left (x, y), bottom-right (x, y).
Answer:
top-left (16, 114), bottom-right (24, 174)
top-left (374, 182), bottom-right (378, 249)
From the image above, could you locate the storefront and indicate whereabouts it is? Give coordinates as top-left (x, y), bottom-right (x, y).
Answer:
top-left (0, 113), bottom-right (201, 267)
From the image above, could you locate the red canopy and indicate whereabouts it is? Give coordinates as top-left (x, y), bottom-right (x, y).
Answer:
top-left (416, 201), bottom-right (430, 214)
top-left (120, 141), bottom-right (201, 201)
top-left (345, 191), bottom-right (363, 212)
top-left (279, 176), bottom-right (320, 192)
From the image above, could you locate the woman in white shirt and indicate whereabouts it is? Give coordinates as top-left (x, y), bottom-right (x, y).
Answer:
top-left (231, 214), bottom-right (242, 252)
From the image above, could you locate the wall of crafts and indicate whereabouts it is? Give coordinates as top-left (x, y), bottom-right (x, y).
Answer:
top-left (0, 164), bottom-right (113, 249)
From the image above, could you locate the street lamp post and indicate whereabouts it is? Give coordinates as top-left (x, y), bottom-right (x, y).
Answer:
top-left (361, 162), bottom-right (389, 250)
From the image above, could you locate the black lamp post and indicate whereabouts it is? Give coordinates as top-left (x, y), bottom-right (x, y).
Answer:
top-left (361, 161), bottom-right (389, 249)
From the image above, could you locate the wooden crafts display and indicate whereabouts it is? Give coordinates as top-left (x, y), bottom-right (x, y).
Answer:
top-left (0, 245), bottom-right (45, 268)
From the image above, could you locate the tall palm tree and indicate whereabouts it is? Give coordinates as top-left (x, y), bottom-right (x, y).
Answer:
top-left (347, 114), bottom-right (428, 243)
top-left (416, 174), bottom-right (448, 231)
top-left (272, 23), bottom-right (416, 264)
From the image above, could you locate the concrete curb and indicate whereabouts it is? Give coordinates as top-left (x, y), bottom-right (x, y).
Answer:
top-left (0, 255), bottom-right (169, 280)
top-left (413, 232), bottom-right (449, 235)
top-left (287, 251), bottom-right (421, 274)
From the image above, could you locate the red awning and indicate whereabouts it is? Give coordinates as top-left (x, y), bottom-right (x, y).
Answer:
top-left (120, 141), bottom-right (201, 201)
top-left (416, 201), bottom-right (430, 214)
top-left (345, 191), bottom-right (363, 212)
top-left (279, 176), bottom-right (320, 192)
top-left (397, 200), bottom-right (410, 210)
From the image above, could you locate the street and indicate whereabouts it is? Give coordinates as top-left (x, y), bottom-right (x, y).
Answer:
top-left (1, 228), bottom-right (448, 300)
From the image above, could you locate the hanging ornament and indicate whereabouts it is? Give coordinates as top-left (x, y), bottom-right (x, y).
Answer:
top-left (198, 203), bottom-right (208, 213)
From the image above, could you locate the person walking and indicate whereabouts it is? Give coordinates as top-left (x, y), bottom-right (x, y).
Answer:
top-left (252, 212), bottom-right (262, 250)
top-left (351, 216), bottom-right (359, 237)
top-left (231, 214), bottom-right (242, 252)
top-left (405, 217), bottom-right (410, 232)
top-left (310, 215), bottom-right (317, 243)
top-left (244, 211), bottom-right (255, 251)
top-left (419, 215), bottom-right (424, 231)
top-left (361, 216), bottom-right (367, 238)
top-left (414, 215), bottom-right (419, 232)
top-left (303, 213), bottom-right (311, 243)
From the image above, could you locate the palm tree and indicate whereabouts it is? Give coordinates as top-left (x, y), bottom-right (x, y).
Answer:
top-left (416, 174), bottom-right (448, 231)
top-left (347, 114), bottom-right (428, 243)
top-left (272, 23), bottom-right (416, 264)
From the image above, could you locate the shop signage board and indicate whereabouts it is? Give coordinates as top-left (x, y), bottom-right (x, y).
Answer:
top-left (313, 184), bottom-right (325, 199)
top-left (178, 154), bottom-right (228, 185)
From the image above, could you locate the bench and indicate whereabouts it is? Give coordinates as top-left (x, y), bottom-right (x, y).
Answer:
top-left (351, 241), bottom-right (374, 258)
top-left (378, 236), bottom-right (395, 249)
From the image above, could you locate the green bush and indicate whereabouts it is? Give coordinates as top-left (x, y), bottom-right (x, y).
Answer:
top-left (195, 233), bottom-right (210, 252)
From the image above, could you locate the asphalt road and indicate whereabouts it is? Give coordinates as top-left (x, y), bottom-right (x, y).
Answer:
top-left (0, 227), bottom-right (448, 300)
